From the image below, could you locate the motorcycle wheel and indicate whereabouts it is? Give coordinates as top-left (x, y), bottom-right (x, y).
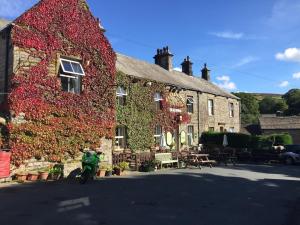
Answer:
top-left (79, 170), bottom-right (90, 184)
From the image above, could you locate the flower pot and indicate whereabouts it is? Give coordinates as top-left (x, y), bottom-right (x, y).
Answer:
top-left (49, 173), bottom-right (61, 180)
top-left (39, 172), bottom-right (49, 181)
top-left (114, 168), bottom-right (122, 176)
top-left (16, 174), bottom-right (27, 182)
top-left (27, 173), bottom-right (39, 181)
top-left (105, 171), bottom-right (112, 177)
top-left (97, 169), bottom-right (106, 178)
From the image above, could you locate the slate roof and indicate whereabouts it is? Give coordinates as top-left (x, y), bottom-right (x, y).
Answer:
top-left (116, 53), bottom-right (239, 100)
top-left (0, 19), bottom-right (11, 31)
top-left (259, 116), bottom-right (300, 130)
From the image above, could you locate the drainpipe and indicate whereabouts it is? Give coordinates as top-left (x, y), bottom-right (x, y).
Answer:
top-left (197, 91), bottom-right (200, 144)
top-left (4, 26), bottom-right (11, 101)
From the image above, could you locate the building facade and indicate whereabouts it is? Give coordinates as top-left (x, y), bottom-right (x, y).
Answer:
top-left (259, 115), bottom-right (300, 144)
top-left (0, 0), bottom-right (116, 167)
top-left (116, 48), bottom-right (240, 152)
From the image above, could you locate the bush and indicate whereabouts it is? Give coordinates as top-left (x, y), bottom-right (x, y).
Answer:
top-left (200, 132), bottom-right (251, 148)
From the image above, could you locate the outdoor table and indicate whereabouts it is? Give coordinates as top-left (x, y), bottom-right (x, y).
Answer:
top-left (217, 153), bottom-right (237, 166)
top-left (187, 154), bottom-right (215, 168)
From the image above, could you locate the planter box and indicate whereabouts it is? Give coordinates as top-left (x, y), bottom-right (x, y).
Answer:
top-left (97, 169), bottom-right (106, 178)
top-left (16, 174), bottom-right (27, 182)
top-left (0, 151), bottom-right (11, 179)
top-left (39, 172), bottom-right (49, 181)
top-left (27, 173), bottom-right (39, 181)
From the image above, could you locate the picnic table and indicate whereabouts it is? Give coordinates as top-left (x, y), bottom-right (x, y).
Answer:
top-left (216, 153), bottom-right (237, 166)
top-left (185, 153), bottom-right (216, 169)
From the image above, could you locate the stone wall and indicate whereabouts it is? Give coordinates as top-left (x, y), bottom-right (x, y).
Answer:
top-left (199, 93), bottom-right (240, 133)
top-left (262, 129), bottom-right (300, 145)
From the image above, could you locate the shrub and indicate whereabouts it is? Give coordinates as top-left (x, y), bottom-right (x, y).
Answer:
top-left (200, 132), bottom-right (251, 149)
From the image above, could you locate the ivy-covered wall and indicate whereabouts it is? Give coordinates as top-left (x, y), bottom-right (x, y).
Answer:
top-left (116, 71), bottom-right (190, 152)
top-left (0, 0), bottom-right (116, 166)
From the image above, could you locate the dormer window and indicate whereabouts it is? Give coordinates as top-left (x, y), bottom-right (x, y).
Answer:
top-left (154, 92), bottom-right (163, 110)
top-left (59, 58), bottom-right (85, 94)
top-left (187, 97), bottom-right (194, 113)
top-left (116, 86), bottom-right (127, 106)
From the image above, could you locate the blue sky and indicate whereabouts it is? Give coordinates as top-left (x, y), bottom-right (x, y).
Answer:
top-left (1, 0), bottom-right (300, 94)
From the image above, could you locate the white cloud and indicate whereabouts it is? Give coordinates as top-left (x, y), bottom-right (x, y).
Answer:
top-left (279, 81), bottom-right (289, 87)
top-left (209, 31), bottom-right (244, 40)
top-left (216, 76), bottom-right (237, 91)
top-left (276, 48), bottom-right (300, 62)
top-left (173, 67), bottom-right (182, 72)
top-left (293, 72), bottom-right (300, 79)
top-left (216, 76), bottom-right (230, 82)
top-left (0, 0), bottom-right (38, 18)
top-left (268, 0), bottom-right (300, 29)
top-left (233, 56), bottom-right (259, 68)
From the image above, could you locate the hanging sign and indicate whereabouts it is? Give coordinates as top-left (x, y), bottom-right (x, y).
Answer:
top-left (180, 131), bottom-right (186, 144)
top-left (166, 132), bottom-right (173, 146)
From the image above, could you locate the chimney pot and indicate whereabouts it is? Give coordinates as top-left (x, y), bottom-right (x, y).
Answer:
top-left (181, 56), bottom-right (193, 76)
top-left (154, 46), bottom-right (174, 71)
top-left (201, 63), bottom-right (211, 81)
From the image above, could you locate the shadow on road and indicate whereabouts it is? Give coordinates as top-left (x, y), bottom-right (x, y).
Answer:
top-left (0, 166), bottom-right (299, 225)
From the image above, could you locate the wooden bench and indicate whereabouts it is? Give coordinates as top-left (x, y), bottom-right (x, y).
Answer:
top-left (155, 153), bottom-right (179, 169)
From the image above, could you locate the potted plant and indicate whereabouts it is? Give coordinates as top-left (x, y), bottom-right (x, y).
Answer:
top-left (97, 165), bottom-right (107, 178)
top-left (113, 165), bottom-right (121, 176)
top-left (15, 172), bottom-right (28, 182)
top-left (38, 168), bottom-right (49, 181)
top-left (105, 166), bottom-right (113, 177)
top-left (27, 172), bottom-right (39, 181)
top-left (119, 161), bottom-right (129, 175)
top-left (48, 164), bottom-right (63, 180)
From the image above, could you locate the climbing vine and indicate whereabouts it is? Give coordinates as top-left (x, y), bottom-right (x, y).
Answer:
top-left (116, 71), bottom-right (190, 152)
top-left (1, 0), bottom-right (116, 166)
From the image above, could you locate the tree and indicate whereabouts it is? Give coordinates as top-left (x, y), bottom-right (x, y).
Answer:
top-left (283, 89), bottom-right (300, 115)
top-left (259, 97), bottom-right (288, 114)
top-left (233, 92), bottom-right (260, 124)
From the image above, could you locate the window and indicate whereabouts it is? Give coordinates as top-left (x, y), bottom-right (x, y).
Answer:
top-left (229, 127), bottom-right (234, 133)
top-left (115, 126), bottom-right (127, 149)
top-left (208, 127), bottom-right (215, 132)
top-left (154, 92), bottom-right (163, 110)
top-left (229, 103), bottom-right (234, 117)
top-left (59, 58), bottom-right (85, 94)
top-left (116, 86), bottom-right (127, 106)
top-left (154, 125), bottom-right (162, 146)
top-left (187, 125), bottom-right (194, 146)
top-left (186, 97), bottom-right (194, 113)
top-left (208, 99), bottom-right (214, 116)
top-left (220, 127), bottom-right (224, 132)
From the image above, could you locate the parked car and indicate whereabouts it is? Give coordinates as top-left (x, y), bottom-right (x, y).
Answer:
top-left (279, 145), bottom-right (300, 165)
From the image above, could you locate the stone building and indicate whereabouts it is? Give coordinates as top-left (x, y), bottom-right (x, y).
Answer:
top-left (0, 0), bottom-right (116, 172)
top-left (259, 115), bottom-right (300, 144)
top-left (116, 47), bottom-right (240, 152)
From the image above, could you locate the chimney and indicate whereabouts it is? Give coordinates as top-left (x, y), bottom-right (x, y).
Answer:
top-left (181, 56), bottom-right (193, 76)
top-left (154, 46), bottom-right (173, 71)
top-left (201, 63), bottom-right (211, 81)
top-left (97, 18), bottom-right (106, 32)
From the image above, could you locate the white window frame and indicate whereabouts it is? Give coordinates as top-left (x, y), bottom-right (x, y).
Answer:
top-left (208, 99), bottom-right (214, 116)
top-left (116, 86), bottom-right (127, 97)
top-left (154, 92), bottom-right (163, 110)
top-left (187, 97), bottom-right (194, 114)
top-left (187, 125), bottom-right (194, 146)
top-left (229, 103), bottom-right (234, 118)
top-left (60, 58), bottom-right (85, 76)
top-left (229, 127), bottom-right (235, 133)
top-left (154, 125), bottom-right (162, 146)
top-left (115, 126), bottom-right (126, 149)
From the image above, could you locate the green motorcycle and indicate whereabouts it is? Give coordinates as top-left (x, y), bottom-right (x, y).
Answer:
top-left (80, 150), bottom-right (102, 184)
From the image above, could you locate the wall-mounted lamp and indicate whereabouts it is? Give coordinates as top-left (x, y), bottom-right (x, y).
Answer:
top-left (145, 81), bottom-right (152, 87)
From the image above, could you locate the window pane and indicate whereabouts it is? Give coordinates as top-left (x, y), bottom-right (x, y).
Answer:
top-left (61, 60), bottom-right (73, 73)
top-left (61, 77), bottom-right (69, 92)
top-left (154, 92), bottom-right (162, 101)
top-left (71, 62), bottom-right (84, 75)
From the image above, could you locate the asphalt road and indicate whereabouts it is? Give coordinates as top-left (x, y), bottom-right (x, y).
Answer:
top-left (0, 164), bottom-right (299, 225)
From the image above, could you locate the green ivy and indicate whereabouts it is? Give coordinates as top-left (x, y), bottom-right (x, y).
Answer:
top-left (116, 72), bottom-right (169, 151)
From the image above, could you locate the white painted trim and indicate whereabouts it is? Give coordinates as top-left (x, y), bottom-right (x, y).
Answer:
top-left (60, 58), bottom-right (85, 76)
